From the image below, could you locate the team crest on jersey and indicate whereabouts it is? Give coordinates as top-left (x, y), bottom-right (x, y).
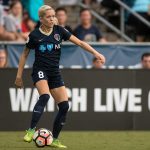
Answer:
top-left (54, 34), bottom-right (60, 41)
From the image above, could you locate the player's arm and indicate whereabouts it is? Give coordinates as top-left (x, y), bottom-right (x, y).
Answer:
top-left (15, 47), bottom-right (30, 88)
top-left (69, 35), bottom-right (105, 64)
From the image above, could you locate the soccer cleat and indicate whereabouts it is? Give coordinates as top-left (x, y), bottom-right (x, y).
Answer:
top-left (23, 128), bottom-right (35, 142)
top-left (50, 139), bottom-right (67, 148)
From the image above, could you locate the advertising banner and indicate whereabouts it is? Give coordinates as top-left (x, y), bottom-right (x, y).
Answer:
top-left (5, 44), bottom-right (150, 68)
top-left (0, 69), bottom-right (150, 130)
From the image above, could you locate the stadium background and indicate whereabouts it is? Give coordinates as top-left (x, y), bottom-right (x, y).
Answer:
top-left (0, 0), bottom-right (150, 150)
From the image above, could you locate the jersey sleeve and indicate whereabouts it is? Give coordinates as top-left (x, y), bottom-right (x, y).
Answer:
top-left (25, 33), bottom-right (36, 49)
top-left (59, 26), bottom-right (72, 41)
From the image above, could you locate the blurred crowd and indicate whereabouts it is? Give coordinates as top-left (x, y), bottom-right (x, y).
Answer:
top-left (0, 0), bottom-right (150, 69)
top-left (0, 0), bottom-right (42, 41)
top-left (0, 0), bottom-right (107, 42)
top-left (0, 0), bottom-right (150, 42)
top-left (87, 0), bottom-right (150, 42)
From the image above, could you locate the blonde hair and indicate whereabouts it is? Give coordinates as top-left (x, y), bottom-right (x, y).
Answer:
top-left (38, 5), bottom-right (54, 18)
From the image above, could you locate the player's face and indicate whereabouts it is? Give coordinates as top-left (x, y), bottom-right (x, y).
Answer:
top-left (80, 10), bottom-right (92, 25)
top-left (142, 56), bottom-right (150, 69)
top-left (41, 9), bottom-right (55, 28)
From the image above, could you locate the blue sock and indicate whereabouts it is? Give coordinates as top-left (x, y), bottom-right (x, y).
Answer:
top-left (52, 101), bottom-right (69, 139)
top-left (30, 94), bottom-right (50, 129)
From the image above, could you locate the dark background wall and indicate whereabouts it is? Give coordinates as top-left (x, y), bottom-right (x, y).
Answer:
top-left (0, 69), bottom-right (150, 131)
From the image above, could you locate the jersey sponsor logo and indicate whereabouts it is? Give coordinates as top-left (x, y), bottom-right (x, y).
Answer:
top-left (39, 45), bottom-right (46, 52)
top-left (47, 44), bottom-right (54, 51)
top-left (39, 44), bottom-right (60, 52)
top-left (54, 34), bottom-right (60, 41)
top-left (55, 44), bottom-right (61, 49)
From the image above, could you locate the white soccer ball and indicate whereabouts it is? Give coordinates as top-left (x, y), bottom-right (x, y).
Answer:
top-left (33, 128), bottom-right (53, 147)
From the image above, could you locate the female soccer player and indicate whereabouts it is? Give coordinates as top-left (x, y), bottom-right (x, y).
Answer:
top-left (15, 5), bottom-right (105, 148)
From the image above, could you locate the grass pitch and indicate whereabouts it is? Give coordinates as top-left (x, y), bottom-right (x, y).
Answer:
top-left (0, 131), bottom-right (150, 150)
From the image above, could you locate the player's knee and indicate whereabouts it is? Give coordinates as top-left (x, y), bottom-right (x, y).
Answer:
top-left (34, 94), bottom-right (50, 113)
top-left (39, 94), bottom-right (50, 106)
top-left (58, 101), bottom-right (69, 114)
top-left (36, 94), bottom-right (50, 107)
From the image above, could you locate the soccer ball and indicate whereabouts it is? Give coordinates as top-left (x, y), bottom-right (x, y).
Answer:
top-left (33, 128), bottom-right (53, 147)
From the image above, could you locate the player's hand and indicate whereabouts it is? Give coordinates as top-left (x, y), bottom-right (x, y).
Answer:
top-left (93, 52), bottom-right (105, 65)
top-left (15, 77), bottom-right (24, 88)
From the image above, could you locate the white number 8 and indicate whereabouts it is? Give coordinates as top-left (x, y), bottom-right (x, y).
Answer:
top-left (38, 71), bottom-right (44, 78)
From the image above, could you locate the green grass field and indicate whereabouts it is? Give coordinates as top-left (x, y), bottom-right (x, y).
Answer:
top-left (0, 131), bottom-right (150, 150)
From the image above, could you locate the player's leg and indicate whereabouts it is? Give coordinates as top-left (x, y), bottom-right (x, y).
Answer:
top-left (30, 80), bottom-right (50, 129)
top-left (50, 86), bottom-right (69, 148)
top-left (24, 80), bottom-right (50, 142)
